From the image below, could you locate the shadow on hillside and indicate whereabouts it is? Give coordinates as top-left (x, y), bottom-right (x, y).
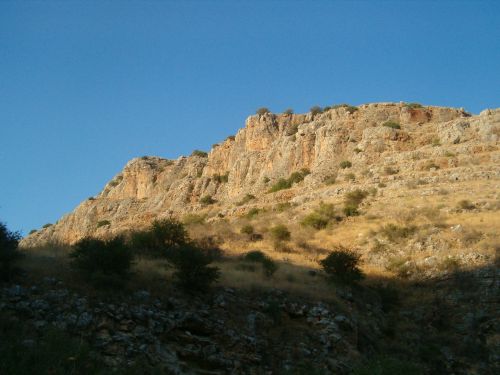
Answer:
top-left (10, 245), bottom-right (500, 374)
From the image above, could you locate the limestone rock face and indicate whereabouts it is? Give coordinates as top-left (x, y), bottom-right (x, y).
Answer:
top-left (21, 103), bottom-right (500, 246)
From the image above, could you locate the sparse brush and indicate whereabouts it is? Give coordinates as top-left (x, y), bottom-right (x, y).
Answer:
top-left (319, 246), bottom-right (364, 284)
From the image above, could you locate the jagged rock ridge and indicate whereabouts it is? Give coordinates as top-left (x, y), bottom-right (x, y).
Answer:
top-left (22, 103), bottom-right (499, 246)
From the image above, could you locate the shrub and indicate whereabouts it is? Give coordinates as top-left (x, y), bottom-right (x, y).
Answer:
top-left (243, 250), bottom-right (278, 277)
top-left (285, 123), bottom-right (299, 136)
top-left (353, 147), bottom-right (362, 153)
top-left (275, 202), bottom-right (292, 212)
top-left (345, 189), bottom-right (369, 206)
top-left (246, 208), bottom-right (260, 219)
top-left (270, 224), bottom-right (291, 242)
top-left (42, 223), bottom-right (52, 228)
top-left (256, 107), bottom-right (270, 115)
top-left (345, 173), bottom-right (355, 181)
top-left (343, 204), bottom-right (359, 217)
top-left (301, 213), bottom-right (329, 230)
top-left (339, 160), bottom-right (352, 169)
top-left (29, 229), bottom-right (37, 235)
top-left (404, 102), bottom-right (423, 109)
top-left (332, 104), bottom-right (358, 114)
top-left (432, 138), bottom-right (441, 146)
top-left (263, 176), bottom-right (270, 184)
top-left (237, 193), bottom-right (256, 206)
top-left (323, 174), bottom-right (337, 185)
top-left (96, 220), bottom-right (110, 228)
top-left (319, 247), bottom-right (364, 284)
top-left (244, 250), bottom-right (268, 262)
top-left (310, 106), bottom-right (323, 116)
top-left (167, 244), bottom-right (220, 292)
top-left (130, 218), bottom-right (189, 257)
top-left (191, 150), bottom-right (208, 158)
top-left (268, 169), bottom-right (310, 193)
top-left (458, 199), bottom-right (475, 210)
top-left (70, 236), bottom-right (133, 287)
top-left (379, 224), bottom-right (417, 242)
top-left (182, 213), bottom-right (206, 225)
top-left (0, 222), bottom-right (21, 281)
top-left (226, 135), bottom-right (235, 141)
top-left (241, 224), bottom-right (254, 236)
top-left (382, 121), bottom-right (401, 129)
top-left (200, 195), bottom-right (216, 205)
top-left (213, 172), bottom-right (229, 183)
top-left (301, 202), bottom-right (336, 230)
top-left (284, 108), bottom-right (294, 115)
top-left (384, 166), bottom-right (398, 175)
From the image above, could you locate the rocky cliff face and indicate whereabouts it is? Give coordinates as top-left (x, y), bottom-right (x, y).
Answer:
top-left (21, 103), bottom-right (500, 246)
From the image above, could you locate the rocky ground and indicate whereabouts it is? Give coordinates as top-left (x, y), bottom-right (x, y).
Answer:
top-left (1, 261), bottom-right (498, 374)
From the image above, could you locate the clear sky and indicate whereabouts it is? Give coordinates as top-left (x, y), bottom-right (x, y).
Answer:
top-left (1, 0), bottom-right (499, 235)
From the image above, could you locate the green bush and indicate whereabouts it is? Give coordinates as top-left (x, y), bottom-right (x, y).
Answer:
top-left (404, 102), bottom-right (423, 109)
top-left (263, 176), bottom-right (270, 184)
top-left (70, 236), bottom-right (133, 287)
top-left (256, 107), bottom-right (270, 115)
top-left (28, 229), bottom-right (37, 235)
top-left (323, 174), bottom-right (337, 185)
top-left (191, 150), bottom-right (208, 157)
top-left (237, 193), bottom-right (256, 206)
top-left (301, 213), bottom-right (329, 230)
top-left (284, 108), bottom-right (294, 115)
top-left (241, 224), bottom-right (254, 236)
top-left (200, 195), bottom-right (216, 205)
top-left (343, 204), bottom-right (359, 217)
top-left (96, 220), bottom-right (110, 228)
top-left (167, 244), bottom-right (220, 292)
top-left (345, 189), bottom-right (369, 206)
top-left (379, 224), bottom-right (417, 242)
top-left (332, 104), bottom-right (358, 114)
top-left (268, 169), bottom-right (310, 193)
top-left (270, 224), bottom-right (291, 242)
top-left (301, 202), bottom-right (336, 230)
top-left (243, 250), bottom-right (278, 277)
top-left (42, 223), bottom-right (52, 228)
top-left (342, 189), bottom-right (368, 216)
top-left (246, 208), bottom-right (261, 219)
top-left (345, 172), bottom-right (355, 181)
top-left (383, 121), bottom-right (401, 129)
top-left (0, 222), bottom-right (21, 281)
top-left (319, 247), bottom-right (364, 284)
top-left (130, 218), bottom-right (189, 257)
top-left (310, 106), bottom-right (323, 116)
top-left (182, 213), bottom-right (206, 225)
top-left (213, 172), bottom-right (229, 183)
top-left (339, 160), bottom-right (352, 169)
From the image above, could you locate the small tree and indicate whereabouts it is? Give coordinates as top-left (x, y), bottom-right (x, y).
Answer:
top-left (283, 108), bottom-right (294, 115)
top-left (320, 247), bottom-right (364, 284)
top-left (0, 222), bottom-right (21, 281)
top-left (339, 160), bottom-right (352, 169)
top-left (200, 195), bottom-right (216, 205)
top-left (70, 236), bottom-right (134, 287)
top-left (256, 107), bottom-right (270, 116)
top-left (191, 150), bottom-right (208, 157)
top-left (167, 244), bottom-right (220, 292)
top-left (270, 224), bottom-right (291, 242)
top-left (310, 106), bottom-right (323, 117)
top-left (130, 218), bottom-right (188, 257)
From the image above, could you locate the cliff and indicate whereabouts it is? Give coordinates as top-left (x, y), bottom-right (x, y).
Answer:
top-left (21, 103), bottom-right (500, 246)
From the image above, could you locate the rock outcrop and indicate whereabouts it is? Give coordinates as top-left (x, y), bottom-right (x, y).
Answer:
top-left (21, 103), bottom-right (500, 246)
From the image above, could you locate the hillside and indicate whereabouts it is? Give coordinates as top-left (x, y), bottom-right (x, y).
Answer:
top-left (22, 103), bottom-right (499, 246)
top-left (10, 102), bottom-right (500, 374)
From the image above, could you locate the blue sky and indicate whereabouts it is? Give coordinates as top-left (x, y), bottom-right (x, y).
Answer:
top-left (1, 0), bottom-right (499, 234)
